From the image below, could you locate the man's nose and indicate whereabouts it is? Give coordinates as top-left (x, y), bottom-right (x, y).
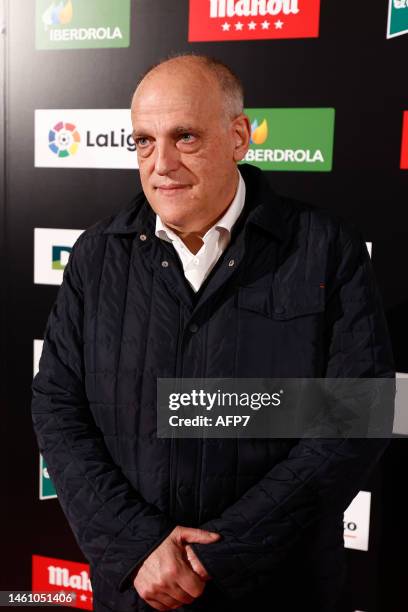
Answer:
top-left (154, 140), bottom-right (180, 175)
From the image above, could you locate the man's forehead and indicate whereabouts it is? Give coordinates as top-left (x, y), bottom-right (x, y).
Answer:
top-left (131, 90), bottom-right (220, 130)
top-left (132, 116), bottom-right (201, 132)
top-left (133, 83), bottom-right (210, 111)
top-left (137, 101), bottom-right (207, 127)
top-left (133, 92), bottom-right (202, 111)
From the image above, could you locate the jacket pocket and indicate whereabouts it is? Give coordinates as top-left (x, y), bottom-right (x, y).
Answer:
top-left (237, 286), bottom-right (271, 317)
top-left (235, 283), bottom-right (326, 377)
top-left (237, 283), bottom-right (325, 321)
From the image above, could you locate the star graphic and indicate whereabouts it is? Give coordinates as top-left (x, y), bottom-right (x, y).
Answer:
top-left (235, 21), bottom-right (244, 31)
top-left (248, 20), bottom-right (257, 30)
top-left (274, 20), bottom-right (284, 29)
top-left (221, 22), bottom-right (231, 31)
top-left (80, 594), bottom-right (87, 602)
top-left (261, 20), bottom-right (270, 30)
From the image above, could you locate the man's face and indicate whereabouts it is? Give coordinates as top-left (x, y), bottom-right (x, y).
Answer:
top-left (130, 64), bottom-right (250, 233)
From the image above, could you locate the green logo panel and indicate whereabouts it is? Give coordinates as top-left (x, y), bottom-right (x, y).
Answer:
top-left (388, 1), bottom-right (408, 38)
top-left (243, 108), bottom-right (335, 172)
top-left (36, 0), bottom-right (131, 50)
top-left (39, 454), bottom-right (57, 500)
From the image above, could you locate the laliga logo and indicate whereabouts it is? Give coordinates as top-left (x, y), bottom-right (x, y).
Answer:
top-left (42, 0), bottom-right (73, 30)
top-left (394, 0), bottom-right (408, 7)
top-left (48, 121), bottom-right (80, 158)
top-left (250, 119), bottom-right (268, 145)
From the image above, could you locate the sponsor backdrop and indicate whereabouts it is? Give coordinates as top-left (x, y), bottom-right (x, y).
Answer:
top-left (1, 1), bottom-right (407, 611)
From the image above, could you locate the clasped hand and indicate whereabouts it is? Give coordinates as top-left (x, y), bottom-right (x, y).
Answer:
top-left (133, 525), bottom-right (220, 610)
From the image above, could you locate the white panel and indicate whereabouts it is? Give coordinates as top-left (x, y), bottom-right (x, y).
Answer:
top-left (35, 109), bottom-right (138, 169)
top-left (344, 490), bottom-right (371, 552)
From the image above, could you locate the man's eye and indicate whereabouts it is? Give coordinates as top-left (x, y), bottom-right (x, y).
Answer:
top-left (135, 137), bottom-right (150, 147)
top-left (180, 133), bottom-right (195, 143)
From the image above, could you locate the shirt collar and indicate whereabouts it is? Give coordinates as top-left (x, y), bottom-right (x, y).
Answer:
top-left (155, 168), bottom-right (246, 244)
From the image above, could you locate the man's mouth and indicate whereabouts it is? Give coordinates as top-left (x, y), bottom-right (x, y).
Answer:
top-left (155, 184), bottom-right (189, 190)
top-left (155, 184), bottom-right (190, 195)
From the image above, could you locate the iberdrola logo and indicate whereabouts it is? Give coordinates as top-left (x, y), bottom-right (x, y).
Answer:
top-left (36, 0), bottom-right (130, 50)
top-left (250, 119), bottom-right (268, 145)
top-left (243, 107), bottom-right (335, 172)
top-left (48, 121), bottom-right (80, 158)
top-left (42, 0), bottom-right (73, 30)
top-left (387, 0), bottom-right (408, 38)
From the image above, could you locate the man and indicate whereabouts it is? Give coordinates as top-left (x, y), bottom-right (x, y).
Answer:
top-left (32, 54), bottom-right (394, 612)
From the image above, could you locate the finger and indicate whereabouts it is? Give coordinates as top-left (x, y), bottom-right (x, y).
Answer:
top-left (158, 562), bottom-right (198, 604)
top-left (148, 592), bottom-right (187, 609)
top-left (164, 581), bottom-right (196, 605)
top-left (185, 545), bottom-right (209, 580)
top-left (178, 527), bottom-right (221, 544)
top-left (146, 598), bottom-right (183, 611)
top-left (145, 599), bottom-right (168, 611)
top-left (176, 562), bottom-right (207, 598)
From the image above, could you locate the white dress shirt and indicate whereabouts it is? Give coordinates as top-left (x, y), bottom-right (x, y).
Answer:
top-left (155, 169), bottom-right (246, 292)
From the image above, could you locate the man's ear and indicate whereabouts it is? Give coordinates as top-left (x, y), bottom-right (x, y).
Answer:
top-left (232, 114), bottom-right (251, 162)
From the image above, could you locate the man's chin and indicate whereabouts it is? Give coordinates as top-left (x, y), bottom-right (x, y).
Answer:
top-left (148, 190), bottom-right (187, 208)
top-left (159, 215), bottom-right (194, 230)
top-left (149, 196), bottom-right (195, 219)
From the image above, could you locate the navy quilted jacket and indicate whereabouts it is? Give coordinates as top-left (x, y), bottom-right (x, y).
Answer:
top-left (31, 164), bottom-right (395, 611)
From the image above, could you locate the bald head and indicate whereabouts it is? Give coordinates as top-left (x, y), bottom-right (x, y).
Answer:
top-left (131, 54), bottom-right (244, 123)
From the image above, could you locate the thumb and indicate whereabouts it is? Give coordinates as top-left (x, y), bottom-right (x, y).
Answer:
top-left (178, 527), bottom-right (221, 544)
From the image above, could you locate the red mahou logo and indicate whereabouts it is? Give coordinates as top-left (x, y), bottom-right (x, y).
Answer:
top-left (401, 111), bottom-right (408, 169)
top-left (32, 555), bottom-right (93, 610)
top-left (189, 0), bottom-right (321, 41)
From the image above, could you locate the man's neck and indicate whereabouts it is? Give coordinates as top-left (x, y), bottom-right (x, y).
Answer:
top-left (175, 233), bottom-right (204, 255)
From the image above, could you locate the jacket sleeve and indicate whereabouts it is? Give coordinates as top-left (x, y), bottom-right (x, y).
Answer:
top-left (190, 226), bottom-right (395, 600)
top-left (31, 236), bottom-right (176, 593)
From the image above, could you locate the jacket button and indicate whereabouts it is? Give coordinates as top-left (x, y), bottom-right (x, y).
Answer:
top-left (161, 260), bottom-right (169, 268)
top-left (139, 233), bottom-right (147, 241)
top-left (188, 323), bottom-right (199, 333)
top-left (228, 259), bottom-right (235, 267)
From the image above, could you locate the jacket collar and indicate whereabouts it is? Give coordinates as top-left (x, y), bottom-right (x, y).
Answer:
top-left (103, 163), bottom-right (288, 243)
top-left (238, 163), bottom-right (288, 242)
top-left (102, 191), bottom-right (152, 236)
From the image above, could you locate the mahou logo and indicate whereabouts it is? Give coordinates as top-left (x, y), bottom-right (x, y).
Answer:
top-left (189, 0), bottom-right (321, 41)
top-left (32, 555), bottom-right (93, 610)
